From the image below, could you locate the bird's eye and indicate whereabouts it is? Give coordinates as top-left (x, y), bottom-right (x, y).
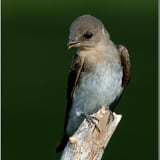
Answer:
top-left (83, 32), bottom-right (93, 39)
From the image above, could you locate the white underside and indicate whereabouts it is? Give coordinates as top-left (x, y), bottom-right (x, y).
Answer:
top-left (67, 62), bottom-right (123, 135)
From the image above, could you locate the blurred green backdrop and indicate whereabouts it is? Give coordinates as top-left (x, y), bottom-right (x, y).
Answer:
top-left (2, 0), bottom-right (158, 160)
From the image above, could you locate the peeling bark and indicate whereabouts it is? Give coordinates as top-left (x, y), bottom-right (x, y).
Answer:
top-left (60, 107), bottom-right (122, 160)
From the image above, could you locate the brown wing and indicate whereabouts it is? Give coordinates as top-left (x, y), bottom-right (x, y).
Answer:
top-left (64, 54), bottom-right (84, 131)
top-left (110, 45), bottom-right (130, 111)
top-left (117, 45), bottom-right (131, 87)
top-left (56, 54), bottom-right (84, 153)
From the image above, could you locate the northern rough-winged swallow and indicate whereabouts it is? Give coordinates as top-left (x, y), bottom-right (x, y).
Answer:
top-left (56, 15), bottom-right (130, 152)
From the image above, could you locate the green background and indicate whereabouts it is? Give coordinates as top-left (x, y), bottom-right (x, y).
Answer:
top-left (2, 0), bottom-right (158, 160)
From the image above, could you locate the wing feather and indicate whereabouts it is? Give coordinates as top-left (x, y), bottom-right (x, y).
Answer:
top-left (110, 45), bottom-right (130, 111)
top-left (117, 45), bottom-right (131, 87)
top-left (56, 54), bottom-right (84, 153)
top-left (64, 54), bottom-right (84, 131)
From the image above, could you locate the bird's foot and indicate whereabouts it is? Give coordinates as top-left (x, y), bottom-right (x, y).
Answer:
top-left (81, 113), bottom-right (100, 132)
top-left (107, 109), bottom-right (114, 124)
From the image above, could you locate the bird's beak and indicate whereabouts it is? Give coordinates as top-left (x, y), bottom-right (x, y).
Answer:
top-left (67, 41), bottom-right (81, 49)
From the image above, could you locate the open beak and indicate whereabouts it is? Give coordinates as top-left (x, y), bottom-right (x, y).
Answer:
top-left (67, 41), bottom-right (81, 49)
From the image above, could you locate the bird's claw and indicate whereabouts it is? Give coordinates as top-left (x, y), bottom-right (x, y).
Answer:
top-left (81, 113), bottom-right (100, 132)
top-left (107, 110), bottom-right (114, 124)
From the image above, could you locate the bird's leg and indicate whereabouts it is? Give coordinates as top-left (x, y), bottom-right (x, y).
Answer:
top-left (81, 113), bottom-right (100, 132)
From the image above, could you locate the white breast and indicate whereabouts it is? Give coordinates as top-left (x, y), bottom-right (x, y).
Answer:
top-left (74, 62), bottom-right (123, 111)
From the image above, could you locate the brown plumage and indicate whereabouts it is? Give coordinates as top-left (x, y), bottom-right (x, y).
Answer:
top-left (56, 15), bottom-right (130, 153)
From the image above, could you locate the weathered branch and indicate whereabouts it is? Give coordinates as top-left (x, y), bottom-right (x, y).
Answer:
top-left (60, 107), bottom-right (122, 160)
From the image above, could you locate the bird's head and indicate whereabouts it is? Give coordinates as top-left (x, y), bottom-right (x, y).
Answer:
top-left (68, 15), bottom-right (110, 49)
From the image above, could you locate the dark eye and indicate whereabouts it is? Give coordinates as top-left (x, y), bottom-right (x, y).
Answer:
top-left (83, 32), bottom-right (93, 39)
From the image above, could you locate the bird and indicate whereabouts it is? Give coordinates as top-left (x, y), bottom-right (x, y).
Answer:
top-left (56, 14), bottom-right (130, 152)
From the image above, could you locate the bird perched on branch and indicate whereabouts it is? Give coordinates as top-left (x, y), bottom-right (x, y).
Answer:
top-left (56, 14), bottom-right (130, 152)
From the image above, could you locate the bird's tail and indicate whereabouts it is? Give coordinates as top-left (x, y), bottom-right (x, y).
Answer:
top-left (56, 134), bottom-right (69, 153)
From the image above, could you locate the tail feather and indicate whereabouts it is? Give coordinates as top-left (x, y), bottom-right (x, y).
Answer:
top-left (56, 134), bottom-right (69, 153)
